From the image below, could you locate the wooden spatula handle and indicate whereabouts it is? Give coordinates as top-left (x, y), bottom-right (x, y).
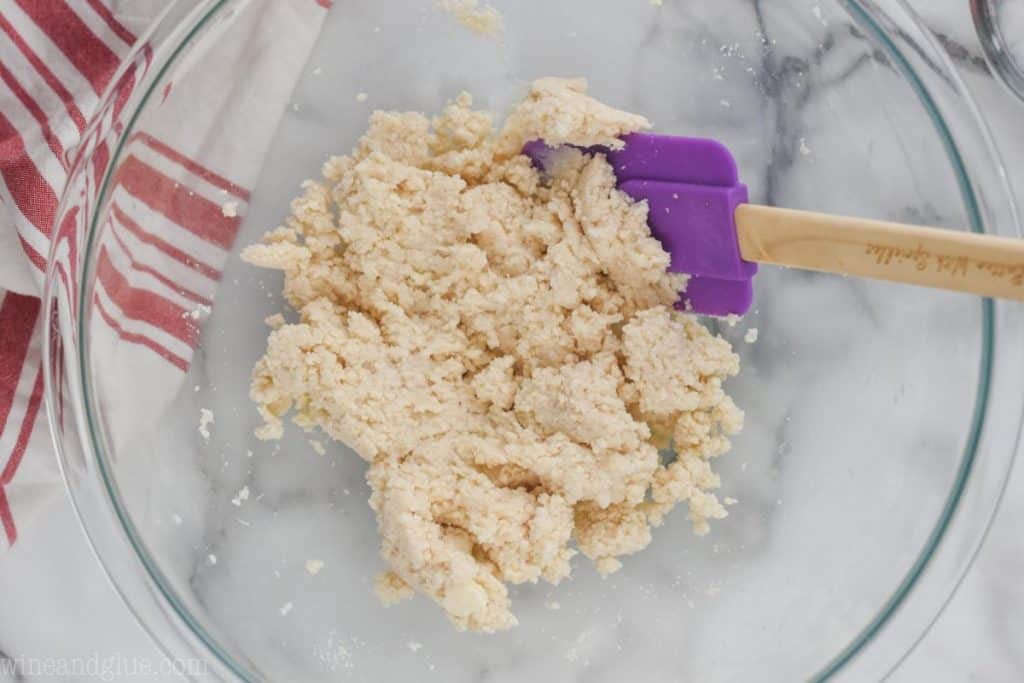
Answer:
top-left (735, 204), bottom-right (1024, 301)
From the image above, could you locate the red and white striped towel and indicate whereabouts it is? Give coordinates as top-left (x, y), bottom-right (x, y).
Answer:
top-left (0, 0), bottom-right (329, 549)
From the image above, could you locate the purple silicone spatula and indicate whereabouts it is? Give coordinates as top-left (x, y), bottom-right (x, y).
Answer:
top-left (525, 133), bottom-right (1024, 316)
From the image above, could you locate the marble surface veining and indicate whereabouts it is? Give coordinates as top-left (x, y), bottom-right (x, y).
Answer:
top-left (1, 0), bottom-right (1023, 681)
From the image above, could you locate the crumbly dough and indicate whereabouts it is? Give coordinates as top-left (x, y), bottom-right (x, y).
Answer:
top-left (438, 0), bottom-right (503, 37)
top-left (242, 78), bottom-right (742, 633)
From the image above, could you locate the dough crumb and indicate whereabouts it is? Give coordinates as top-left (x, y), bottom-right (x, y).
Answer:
top-left (280, 601), bottom-right (294, 616)
top-left (186, 303), bottom-right (212, 321)
top-left (544, 600), bottom-right (561, 611)
top-left (438, 0), bottom-right (503, 37)
top-left (265, 313), bottom-right (286, 329)
top-left (744, 327), bottom-right (758, 344)
top-left (198, 408), bottom-right (214, 441)
top-left (407, 641), bottom-right (423, 653)
top-left (355, 92), bottom-right (368, 103)
top-left (374, 571), bottom-right (415, 606)
top-left (306, 559), bottom-right (327, 575)
top-left (244, 78), bottom-right (742, 633)
top-left (309, 439), bottom-right (326, 456)
top-left (221, 201), bottom-right (238, 218)
top-left (207, 553), bottom-right (217, 565)
top-left (595, 557), bottom-right (623, 577)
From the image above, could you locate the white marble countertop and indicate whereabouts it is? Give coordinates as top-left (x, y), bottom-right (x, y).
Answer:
top-left (1, 1), bottom-right (1023, 681)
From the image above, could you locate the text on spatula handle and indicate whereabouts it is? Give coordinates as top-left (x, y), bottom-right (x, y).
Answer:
top-left (865, 244), bottom-right (1024, 285)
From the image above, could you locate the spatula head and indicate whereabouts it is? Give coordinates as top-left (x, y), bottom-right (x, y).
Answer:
top-left (525, 133), bottom-right (756, 316)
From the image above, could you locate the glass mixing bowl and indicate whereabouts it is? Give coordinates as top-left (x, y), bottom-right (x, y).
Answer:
top-left (44, 0), bottom-right (1023, 681)
top-left (973, 0), bottom-right (1024, 101)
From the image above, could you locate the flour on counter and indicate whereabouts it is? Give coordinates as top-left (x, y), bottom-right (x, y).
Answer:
top-left (315, 631), bottom-right (355, 671)
top-left (231, 485), bottom-right (250, 507)
top-left (198, 408), bottom-right (214, 441)
top-left (243, 78), bottom-right (743, 633)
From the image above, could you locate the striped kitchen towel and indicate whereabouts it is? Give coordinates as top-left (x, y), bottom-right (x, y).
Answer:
top-left (0, 0), bottom-right (329, 548)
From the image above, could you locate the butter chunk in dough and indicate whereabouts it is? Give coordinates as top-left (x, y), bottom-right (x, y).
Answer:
top-left (243, 77), bottom-right (742, 633)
